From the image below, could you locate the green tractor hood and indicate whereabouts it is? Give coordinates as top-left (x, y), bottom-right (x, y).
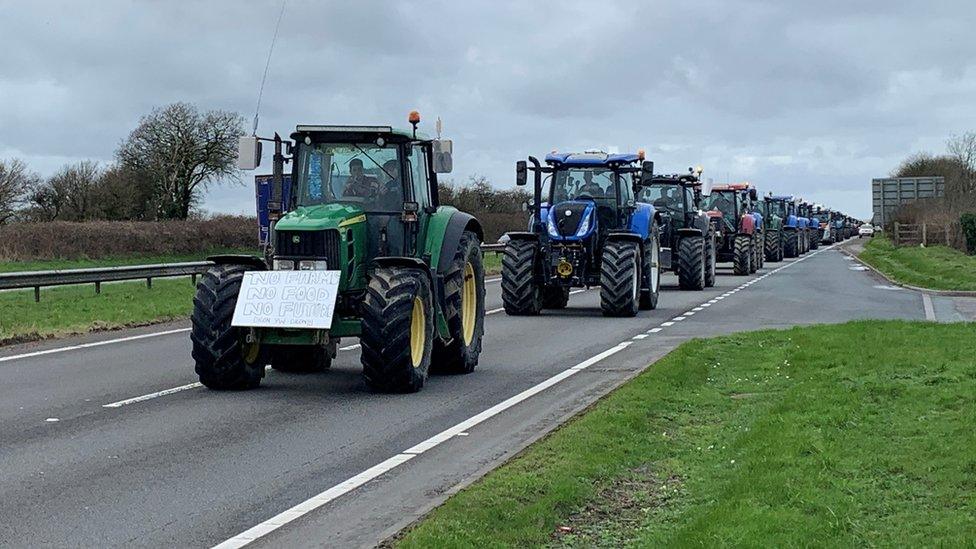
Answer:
top-left (274, 203), bottom-right (367, 232)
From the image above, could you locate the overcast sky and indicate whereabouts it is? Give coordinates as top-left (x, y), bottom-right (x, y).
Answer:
top-left (3, 0), bottom-right (975, 219)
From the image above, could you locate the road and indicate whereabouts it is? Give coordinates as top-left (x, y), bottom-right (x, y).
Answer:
top-left (0, 243), bottom-right (930, 548)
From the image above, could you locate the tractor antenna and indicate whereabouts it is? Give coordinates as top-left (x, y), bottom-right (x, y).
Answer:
top-left (252, 0), bottom-right (287, 136)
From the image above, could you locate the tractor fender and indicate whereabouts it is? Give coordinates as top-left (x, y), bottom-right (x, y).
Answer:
top-left (426, 210), bottom-right (484, 276)
top-left (208, 254), bottom-right (267, 270)
top-left (606, 231), bottom-right (645, 244)
top-left (738, 213), bottom-right (755, 235)
top-left (676, 227), bottom-right (703, 237)
top-left (628, 202), bottom-right (655, 240)
top-left (504, 231), bottom-right (541, 242)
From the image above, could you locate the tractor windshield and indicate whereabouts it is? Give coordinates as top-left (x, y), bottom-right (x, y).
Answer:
top-left (295, 142), bottom-right (404, 212)
top-left (640, 183), bottom-right (684, 215)
top-left (550, 168), bottom-right (617, 205)
top-left (767, 200), bottom-right (788, 218)
top-left (701, 191), bottom-right (737, 219)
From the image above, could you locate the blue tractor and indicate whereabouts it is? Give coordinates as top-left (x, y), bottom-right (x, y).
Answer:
top-left (800, 201), bottom-right (820, 250)
top-left (766, 195), bottom-right (806, 258)
top-left (501, 151), bottom-right (662, 317)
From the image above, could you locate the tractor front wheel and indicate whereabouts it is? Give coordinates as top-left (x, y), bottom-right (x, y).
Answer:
top-left (361, 268), bottom-right (433, 393)
top-left (432, 230), bottom-right (485, 375)
top-left (640, 224), bottom-right (661, 310)
top-left (704, 232), bottom-right (717, 288)
top-left (676, 235), bottom-right (705, 291)
top-left (542, 285), bottom-right (571, 309)
top-left (733, 235), bottom-right (752, 275)
top-left (501, 240), bottom-right (543, 315)
top-left (270, 342), bottom-right (335, 373)
top-left (191, 264), bottom-right (266, 390)
top-left (601, 240), bottom-right (641, 317)
top-left (751, 234), bottom-right (762, 272)
top-left (784, 231), bottom-right (799, 258)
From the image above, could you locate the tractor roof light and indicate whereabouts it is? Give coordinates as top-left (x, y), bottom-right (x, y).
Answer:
top-left (637, 148), bottom-right (646, 161)
top-left (408, 110), bottom-right (421, 138)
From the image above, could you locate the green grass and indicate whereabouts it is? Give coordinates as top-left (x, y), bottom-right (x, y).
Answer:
top-left (397, 321), bottom-right (976, 548)
top-left (859, 236), bottom-right (976, 291)
top-left (0, 248), bottom-right (257, 273)
top-left (483, 251), bottom-right (502, 275)
top-left (0, 278), bottom-right (197, 345)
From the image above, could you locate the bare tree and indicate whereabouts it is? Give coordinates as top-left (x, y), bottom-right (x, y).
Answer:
top-left (116, 103), bottom-right (245, 219)
top-left (946, 132), bottom-right (976, 195)
top-left (26, 161), bottom-right (103, 221)
top-left (0, 159), bottom-right (38, 224)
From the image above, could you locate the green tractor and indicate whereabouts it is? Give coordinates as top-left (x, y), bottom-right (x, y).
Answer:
top-left (190, 113), bottom-right (487, 393)
top-left (759, 194), bottom-right (785, 262)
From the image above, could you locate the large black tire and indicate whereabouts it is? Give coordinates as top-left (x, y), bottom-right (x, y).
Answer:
top-left (501, 239), bottom-right (542, 316)
top-left (191, 264), bottom-right (266, 390)
top-left (676, 235), bottom-right (705, 291)
top-left (600, 239), bottom-right (640, 317)
top-left (542, 285), bottom-right (571, 309)
top-left (361, 268), bottom-right (433, 393)
top-left (733, 235), bottom-right (752, 276)
top-left (784, 231), bottom-right (799, 258)
top-left (810, 230), bottom-right (820, 250)
top-left (432, 231), bottom-right (486, 375)
top-left (639, 223), bottom-right (661, 310)
top-left (752, 234), bottom-right (762, 272)
top-left (704, 231), bottom-right (717, 288)
top-left (270, 342), bottom-right (334, 373)
top-left (765, 230), bottom-right (781, 263)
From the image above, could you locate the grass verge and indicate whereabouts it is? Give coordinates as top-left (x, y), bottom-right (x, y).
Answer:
top-left (858, 236), bottom-right (976, 291)
top-left (0, 278), bottom-right (196, 346)
top-left (397, 321), bottom-right (976, 547)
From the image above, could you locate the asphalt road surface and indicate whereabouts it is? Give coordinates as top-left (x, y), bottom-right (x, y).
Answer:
top-left (0, 243), bottom-right (931, 548)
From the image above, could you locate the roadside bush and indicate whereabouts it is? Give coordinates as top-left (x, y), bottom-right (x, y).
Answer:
top-left (0, 215), bottom-right (257, 260)
top-left (961, 213), bottom-right (976, 255)
top-left (439, 176), bottom-right (530, 242)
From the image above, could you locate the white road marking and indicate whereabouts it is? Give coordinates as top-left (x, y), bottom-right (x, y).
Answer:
top-left (874, 285), bottom-right (904, 291)
top-left (673, 316), bottom-right (686, 321)
top-left (485, 276), bottom-right (501, 283)
top-left (45, 417), bottom-right (60, 423)
top-left (102, 382), bottom-right (203, 408)
top-left (339, 343), bottom-right (361, 351)
top-left (692, 307), bottom-right (703, 312)
top-left (701, 303), bottom-right (712, 307)
top-left (632, 334), bottom-right (648, 340)
top-left (647, 328), bottom-right (662, 333)
top-left (660, 321), bottom-right (675, 327)
top-left (849, 266), bottom-right (868, 271)
top-left (487, 307), bottom-right (505, 315)
top-left (213, 341), bottom-right (632, 549)
top-left (0, 328), bottom-right (191, 364)
top-left (922, 293), bottom-right (936, 321)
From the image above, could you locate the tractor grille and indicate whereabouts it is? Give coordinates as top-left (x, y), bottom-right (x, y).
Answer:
top-left (276, 229), bottom-right (341, 268)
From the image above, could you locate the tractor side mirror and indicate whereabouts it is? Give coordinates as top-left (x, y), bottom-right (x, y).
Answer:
top-left (749, 188), bottom-right (758, 201)
top-left (237, 136), bottom-right (262, 170)
top-left (516, 160), bottom-right (528, 186)
top-left (702, 178), bottom-right (713, 197)
top-left (640, 160), bottom-right (654, 183)
top-left (432, 140), bottom-right (453, 173)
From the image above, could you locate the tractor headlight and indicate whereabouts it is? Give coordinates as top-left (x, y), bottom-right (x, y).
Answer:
top-left (547, 217), bottom-right (560, 238)
top-left (298, 260), bottom-right (329, 271)
top-left (574, 210), bottom-right (593, 238)
top-left (273, 259), bottom-right (294, 270)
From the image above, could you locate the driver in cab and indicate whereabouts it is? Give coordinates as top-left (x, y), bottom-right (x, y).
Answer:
top-left (342, 158), bottom-right (377, 198)
top-left (576, 172), bottom-right (605, 198)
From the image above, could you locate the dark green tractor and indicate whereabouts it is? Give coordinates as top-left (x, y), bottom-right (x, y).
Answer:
top-left (759, 195), bottom-right (785, 262)
top-left (191, 114), bottom-right (486, 393)
top-left (638, 168), bottom-right (718, 290)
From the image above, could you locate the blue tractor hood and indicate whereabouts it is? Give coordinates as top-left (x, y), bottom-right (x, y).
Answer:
top-left (547, 200), bottom-right (597, 241)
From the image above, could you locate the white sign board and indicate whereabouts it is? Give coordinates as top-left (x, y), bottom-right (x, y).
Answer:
top-left (231, 271), bottom-right (341, 329)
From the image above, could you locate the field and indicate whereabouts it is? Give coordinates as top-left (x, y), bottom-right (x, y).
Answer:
top-left (859, 236), bottom-right (976, 291)
top-left (398, 321), bottom-right (976, 547)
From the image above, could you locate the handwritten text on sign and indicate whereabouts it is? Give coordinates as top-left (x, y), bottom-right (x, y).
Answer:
top-left (231, 271), bottom-right (341, 329)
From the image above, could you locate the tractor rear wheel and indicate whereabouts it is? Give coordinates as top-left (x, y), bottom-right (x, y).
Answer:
top-left (600, 240), bottom-right (640, 317)
top-left (191, 264), bottom-right (266, 390)
top-left (361, 268), bottom-right (433, 393)
top-left (542, 285), bottom-right (571, 309)
top-left (676, 235), bottom-right (705, 291)
top-left (752, 235), bottom-right (762, 272)
top-left (501, 240), bottom-right (543, 316)
top-left (784, 231), bottom-right (799, 258)
top-left (810, 231), bottom-right (820, 250)
top-left (765, 230), bottom-right (780, 262)
top-left (270, 342), bottom-right (334, 373)
top-left (704, 231), bottom-right (717, 288)
top-left (432, 230), bottom-right (485, 374)
top-left (733, 235), bottom-right (752, 275)
top-left (639, 224), bottom-right (661, 310)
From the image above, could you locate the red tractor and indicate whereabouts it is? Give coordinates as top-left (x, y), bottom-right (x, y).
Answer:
top-left (701, 183), bottom-right (763, 275)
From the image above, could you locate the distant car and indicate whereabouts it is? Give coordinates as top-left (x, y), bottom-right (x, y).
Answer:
top-left (858, 224), bottom-right (875, 238)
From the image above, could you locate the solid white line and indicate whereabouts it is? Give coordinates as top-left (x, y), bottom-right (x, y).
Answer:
top-left (922, 293), bottom-right (936, 321)
top-left (0, 328), bottom-right (191, 363)
top-left (487, 307), bottom-right (505, 315)
top-left (213, 341), bottom-right (632, 548)
top-left (102, 382), bottom-right (202, 408)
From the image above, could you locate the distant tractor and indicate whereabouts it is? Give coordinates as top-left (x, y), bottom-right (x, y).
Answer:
top-left (502, 151), bottom-right (662, 317)
top-left (767, 195), bottom-right (805, 258)
top-left (759, 196), bottom-right (785, 262)
top-left (800, 202), bottom-right (820, 250)
top-left (190, 113), bottom-right (487, 393)
top-left (701, 183), bottom-right (763, 275)
top-left (638, 167), bottom-right (718, 290)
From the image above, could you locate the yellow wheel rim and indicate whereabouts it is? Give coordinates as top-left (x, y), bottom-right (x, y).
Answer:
top-left (461, 262), bottom-right (477, 345)
top-left (242, 340), bottom-right (260, 365)
top-left (410, 296), bottom-right (426, 368)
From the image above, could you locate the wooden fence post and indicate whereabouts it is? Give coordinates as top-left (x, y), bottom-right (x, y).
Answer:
top-left (922, 223), bottom-right (927, 246)
top-left (894, 222), bottom-right (900, 245)
top-left (945, 225), bottom-right (950, 246)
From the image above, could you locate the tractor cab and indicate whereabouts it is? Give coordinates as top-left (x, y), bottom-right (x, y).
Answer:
top-left (638, 169), bottom-right (702, 240)
top-left (702, 183), bottom-right (759, 234)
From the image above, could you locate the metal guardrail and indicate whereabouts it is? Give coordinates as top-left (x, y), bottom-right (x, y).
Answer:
top-left (2, 245), bottom-right (508, 302)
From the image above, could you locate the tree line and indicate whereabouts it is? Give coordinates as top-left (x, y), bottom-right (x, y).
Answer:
top-left (0, 103), bottom-right (244, 225)
top-left (890, 132), bottom-right (976, 227)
